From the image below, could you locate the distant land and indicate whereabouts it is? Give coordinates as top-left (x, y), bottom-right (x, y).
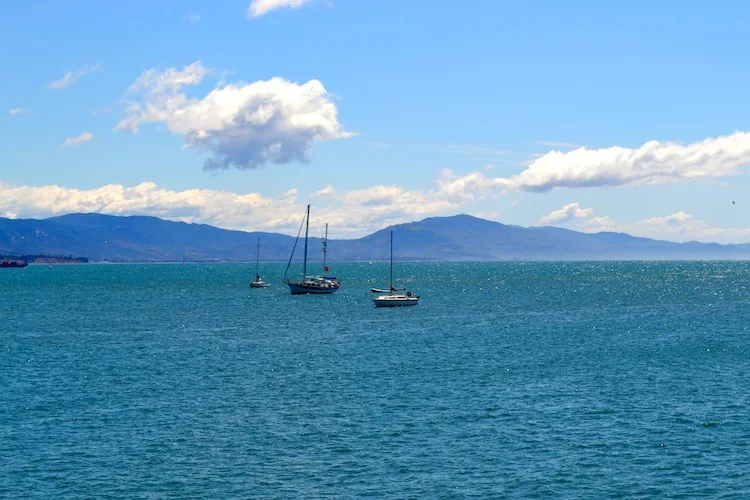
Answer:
top-left (2, 213), bottom-right (750, 262)
top-left (1, 254), bottom-right (88, 264)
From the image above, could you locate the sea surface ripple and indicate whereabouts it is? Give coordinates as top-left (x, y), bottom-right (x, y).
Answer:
top-left (2, 262), bottom-right (750, 498)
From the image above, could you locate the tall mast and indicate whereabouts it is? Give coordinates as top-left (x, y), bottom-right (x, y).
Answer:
top-left (255, 236), bottom-right (260, 279)
top-left (389, 230), bottom-right (393, 291)
top-left (322, 223), bottom-right (328, 272)
top-left (302, 204), bottom-right (310, 279)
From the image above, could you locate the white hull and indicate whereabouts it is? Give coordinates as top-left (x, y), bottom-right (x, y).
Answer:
top-left (250, 281), bottom-right (270, 288)
top-left (373, 294), bottom-right (419, 307)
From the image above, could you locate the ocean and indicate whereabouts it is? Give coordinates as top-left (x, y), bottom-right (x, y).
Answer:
top-left (2, 261), bottom-right (749, 498)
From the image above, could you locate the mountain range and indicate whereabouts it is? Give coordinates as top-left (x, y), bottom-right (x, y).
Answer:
top-left (1, 213), bottom-right (749, 262)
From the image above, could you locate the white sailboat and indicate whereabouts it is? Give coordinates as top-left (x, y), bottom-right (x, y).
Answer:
top-left (373, 230), bottom-right (419, 307)
top-left (284, 205), bottom-right (340, 295)
top-left (249, 236), bottom-right (270, 288)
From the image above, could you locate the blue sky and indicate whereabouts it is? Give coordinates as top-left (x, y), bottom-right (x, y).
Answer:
top-left (2, 0), bottom-right (750, 242)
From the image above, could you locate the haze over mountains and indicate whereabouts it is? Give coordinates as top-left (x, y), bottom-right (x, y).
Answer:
top-left (1, 213), bottom-right (749, 262)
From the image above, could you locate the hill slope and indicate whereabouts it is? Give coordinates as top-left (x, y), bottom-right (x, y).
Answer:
top-left (1, 213), bottom-right (749, 261)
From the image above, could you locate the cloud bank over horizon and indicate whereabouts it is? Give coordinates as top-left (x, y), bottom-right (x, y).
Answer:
top-left (2, 176), bottom-right (750, 244)
top-left (0, 171), bottom-right (482, 237)
top-left (582, 211), bottom-right (750, 244)
top-left (116, 61), bottom-right (351, 170)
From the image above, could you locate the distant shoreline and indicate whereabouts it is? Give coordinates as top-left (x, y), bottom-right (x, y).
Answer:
top-left (4, 213), bottom-right (750, 261)
top-left (32, 258), bottom-right (750, 264)
top-left (1, 255), bottom-right (88, 264)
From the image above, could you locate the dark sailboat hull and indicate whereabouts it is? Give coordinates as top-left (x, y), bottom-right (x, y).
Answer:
top-left (0, 261), bottom-right (28, 268)
top-left (287, 282), bottom-right (340, 295)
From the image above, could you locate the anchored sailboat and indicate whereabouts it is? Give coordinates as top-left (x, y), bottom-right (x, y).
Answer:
top-left (249, 237), bottom-right (270, 288)
top-left (373, 230), bottom-right (419, 307)
top-left (284, 205), bottom-right (340, 295)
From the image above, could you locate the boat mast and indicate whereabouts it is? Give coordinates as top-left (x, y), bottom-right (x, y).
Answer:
top-left (322, 223), bottom-right (328, 272)
top-left (302, 204), bottom-right (310, 279)
top-left (389, 230), bottom-right (393, 291)
top-left (255, 236), bottom-right (260, 280)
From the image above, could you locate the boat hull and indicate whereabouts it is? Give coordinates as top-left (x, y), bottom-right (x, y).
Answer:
top-left (287, 282), bottom-right (340, 295)
top-left (250, 281), bottom-right (270, 288)
top-left (373, 295), bottom-right (419, 307)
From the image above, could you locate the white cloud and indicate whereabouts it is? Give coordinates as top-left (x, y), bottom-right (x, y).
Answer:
top-left (333, 183), bottom-right (460, 235)
top-left (498, 131), bottom-right (750, 192)
top-left (123, 60), bottom-right (209, 98)
top-left (116, 61), bottom-right (351, 170)
top-left (61, 132), bottom-right (94, 148)
top-left (0, 181), bottom-right (304, 232)
top-left (186, 12), bottom-right (201, 24)
top-left (539, 202), bottom-right (593, 225)
top-left (585, 216), bottom-right (616, 230)
top-left (585, 211), bottom-right (750, 244)
top-left (48, 64), bottom-right (102, 90)
top-left (248, 0), bottom-right (313, 17)
top-left (435, 169), bottom-right (504, 203)
top-left (313, 185), bottom-right (336, 197)
top-left (472, 211), bottom-right (501, 221)
top-left (8, 108), bottom-right (27, 116)
top-left (92, 105), bottom-right (113, 116)
top-left (5, 177), bottom-right (750, 243)
top-left (0, 167), bottom-right (507, 237)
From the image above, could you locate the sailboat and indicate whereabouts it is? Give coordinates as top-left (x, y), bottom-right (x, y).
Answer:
top-left (372, 230), bottom-right (419, 307)
top-left (284, 205), bottom-right (340, 295)
top-left (249, 237), bottom-right (270, 288)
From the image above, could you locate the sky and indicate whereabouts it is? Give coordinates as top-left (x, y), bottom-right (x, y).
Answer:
top-left (2, 0), bottom-right (750, 242)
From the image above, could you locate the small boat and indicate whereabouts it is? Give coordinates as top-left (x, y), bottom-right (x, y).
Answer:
top-left (249, 237), bottom-right (270, 288)
top-left (373, 231), bottom-right (419, 307)
top-left (284, 205), bottom-right (340, 295)
top-left (0, 259), bottom-right (28, 268)
top-left (373, 293), bottom-right (419, 307)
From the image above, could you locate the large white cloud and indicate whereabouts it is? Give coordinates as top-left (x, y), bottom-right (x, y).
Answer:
top-left (248, 0), bottom-right (313, 17)
top-left (48, 64), bottom-right (102, 90)
top-left (116, 61), bottom-right (351, 170)
top-left (394, 132), bottom-right (750, 196)
top-left (539, 202), bottom-right (593, 225)
top-left (499, 131), bottom-right (750, 191)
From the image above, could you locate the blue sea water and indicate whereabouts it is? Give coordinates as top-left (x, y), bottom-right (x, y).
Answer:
top-left (2, 261), bottom-right (750, 498)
